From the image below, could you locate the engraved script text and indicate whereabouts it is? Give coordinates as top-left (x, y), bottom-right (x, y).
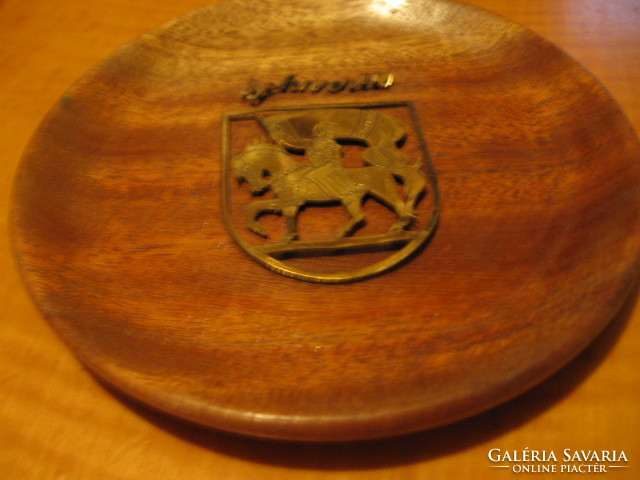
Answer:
top-left (240, 73), bottom-right (394, 105)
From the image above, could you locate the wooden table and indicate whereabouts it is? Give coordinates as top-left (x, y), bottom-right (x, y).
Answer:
top-left (1, 0), bottom-right (638, 478)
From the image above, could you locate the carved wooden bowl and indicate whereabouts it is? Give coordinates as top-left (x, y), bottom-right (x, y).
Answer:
top-left (11, 0), bottom-right (640, 441)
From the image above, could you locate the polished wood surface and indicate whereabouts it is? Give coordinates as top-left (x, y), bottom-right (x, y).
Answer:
top-left (2, 0), bottom-right (639, 477)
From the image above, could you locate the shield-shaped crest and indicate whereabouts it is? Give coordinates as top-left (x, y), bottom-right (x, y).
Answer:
top-left (222, 102), bottom-right (439, 283)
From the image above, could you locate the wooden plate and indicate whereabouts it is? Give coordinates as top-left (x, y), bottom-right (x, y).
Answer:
top-left (10, 0), bottom-right (640, 441)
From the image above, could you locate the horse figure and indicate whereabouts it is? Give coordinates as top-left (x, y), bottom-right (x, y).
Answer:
top-left (231, 141), bottom-right (423, 243)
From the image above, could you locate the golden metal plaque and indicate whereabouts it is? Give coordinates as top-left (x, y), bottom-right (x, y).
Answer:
top-left (223, 102), bottom-right (440, 283)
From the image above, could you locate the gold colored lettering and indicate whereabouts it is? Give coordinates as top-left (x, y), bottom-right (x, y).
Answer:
top-left (240, 73), bottom-right (394, 104)
top-left (327, 81), bottom-right (347, 93)
top-left (307, 81), bottom-right (328, 93)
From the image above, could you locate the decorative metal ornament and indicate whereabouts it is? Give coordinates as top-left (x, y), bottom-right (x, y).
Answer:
top-left (222, 102), bottom-right (439, 283)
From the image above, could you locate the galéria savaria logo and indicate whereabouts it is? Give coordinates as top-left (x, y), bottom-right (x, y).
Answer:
top-left (487, 449), bottom-right (629, 474)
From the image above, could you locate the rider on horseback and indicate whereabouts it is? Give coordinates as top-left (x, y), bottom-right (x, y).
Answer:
top-left (303, 121), bottom-right (356, 195)
top-left (307, 121), bottom-right (342, 169)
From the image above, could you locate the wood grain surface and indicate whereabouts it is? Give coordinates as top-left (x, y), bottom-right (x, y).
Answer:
top-left (2, 0), bottom-right (639, 478)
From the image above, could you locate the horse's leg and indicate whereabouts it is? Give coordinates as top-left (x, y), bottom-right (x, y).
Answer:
top-left (280, 205), bottom-right (300, 243)
top-left (395, 164), bottom-right (426, 218)
top-left (386, 182), bottom-right (414, 234)
top-left (246, 199), bottom-right (282, 238)
top-left (335, 196), bottom-right (366, 239)
top-left (384, 174), bottom-right (414, 230)
top-left (366, 171), bottom-right (414, 233)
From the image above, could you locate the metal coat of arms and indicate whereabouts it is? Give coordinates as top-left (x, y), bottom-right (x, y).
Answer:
top-left (222, 102), bottom-right (439, 283)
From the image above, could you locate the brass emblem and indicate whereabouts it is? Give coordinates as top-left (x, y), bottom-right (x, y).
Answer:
top-left (222, 102), bottom-right (439, 283)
